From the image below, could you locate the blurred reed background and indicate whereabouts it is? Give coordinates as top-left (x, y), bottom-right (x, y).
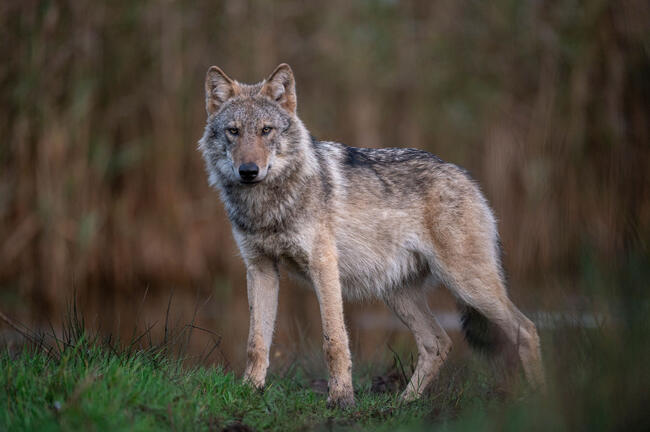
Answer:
top-left (1, 0), bottom-right (648, 370)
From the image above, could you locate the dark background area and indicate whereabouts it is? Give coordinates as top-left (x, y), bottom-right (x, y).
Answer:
top-left (1, 0), bottom-right (648, 370)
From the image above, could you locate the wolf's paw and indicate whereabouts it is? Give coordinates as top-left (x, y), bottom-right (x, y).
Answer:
top-left (242, 374), bottom-right (265, 391)
top-left (326, 392), bottom-right (355, 409)
top-left (398, 389), bottom-right (421, 404)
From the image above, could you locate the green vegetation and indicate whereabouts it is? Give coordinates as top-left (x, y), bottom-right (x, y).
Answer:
top-left (1, 323), bottom-right (646, 432)
top-left (2, 252), bottom-right (648, 432)
top-left (0, 337), bottom-right (466, 431)
top-left (2, 339), bottom-right (529, 432)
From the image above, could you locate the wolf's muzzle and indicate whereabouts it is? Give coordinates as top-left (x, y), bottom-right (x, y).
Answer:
top-left (238, 162), bottom-right (260, 183)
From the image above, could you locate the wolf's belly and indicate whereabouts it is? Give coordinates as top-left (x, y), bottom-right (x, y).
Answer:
top-left (280, 232), bottom-right (433, 301)
top-left (333, 211), bottom-right (434, 300)
top-left (282, 248), bottom-right (431, 301)
top-left (336, 240), bottom-right (431, 300)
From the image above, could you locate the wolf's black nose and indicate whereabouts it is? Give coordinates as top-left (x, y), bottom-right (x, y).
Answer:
top-left (239, 163), bottom-right (259, 182)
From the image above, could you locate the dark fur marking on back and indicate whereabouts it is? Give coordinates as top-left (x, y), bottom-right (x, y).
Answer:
top-left (343, 146), bottom-right (369, 168)
top-left (343, 147), bottom-right (393, 194)
top-left (343, 146), bottom-right (444, 166)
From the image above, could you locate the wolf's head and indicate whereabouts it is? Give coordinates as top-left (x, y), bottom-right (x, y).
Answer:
top-left (199, 64), bottom-right (306, 187)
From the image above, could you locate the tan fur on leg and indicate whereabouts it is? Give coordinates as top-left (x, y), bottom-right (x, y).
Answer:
top-left (385, 289), bottom-right (452, 402)
top-left (506, 304), bottom-right (546, 390)
top-left (437, 258), bottom-right (545, 390)
top-left (242, 257), bottom-right (279, 389)
top-left (310, 228), bottom-right (354, 408)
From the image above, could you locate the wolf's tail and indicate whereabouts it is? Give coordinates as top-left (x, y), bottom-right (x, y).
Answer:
top-left (459, 305), bottom-right (505, 354)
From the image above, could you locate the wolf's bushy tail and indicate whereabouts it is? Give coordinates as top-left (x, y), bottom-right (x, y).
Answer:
top-left (459, 305), bottom-right (506, 354)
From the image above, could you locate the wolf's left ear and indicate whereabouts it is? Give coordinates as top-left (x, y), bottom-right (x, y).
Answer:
top-left (205, 66), bottom-right (239, 116)
top-left (261, 63), bottom-right (296, 114)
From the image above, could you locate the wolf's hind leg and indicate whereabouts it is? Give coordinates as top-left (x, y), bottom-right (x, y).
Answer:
top-left (503, 300), bottom-right (546, 389)
top-left (444, 267), bottom-right (545, 390)
top-left (384, 288), bottom-right (452, 402)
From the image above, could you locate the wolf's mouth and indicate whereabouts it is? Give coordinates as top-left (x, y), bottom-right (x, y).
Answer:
top-left (239, 178), bottom-right (262, 185)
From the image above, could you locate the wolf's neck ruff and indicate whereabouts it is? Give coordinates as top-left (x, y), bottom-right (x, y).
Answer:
top-left (216, 122), bottom-right (321, 235)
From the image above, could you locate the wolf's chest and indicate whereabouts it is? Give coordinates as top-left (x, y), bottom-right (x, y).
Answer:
top-left (246, 229), bottom-right (311, 269)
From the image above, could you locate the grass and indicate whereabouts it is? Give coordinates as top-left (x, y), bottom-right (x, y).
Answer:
top-left (0, 339), bottom-right (456, 431)
top-left (0, 341), bottom-right (550, 432)
top-left (1, 254), bottom-right (649, 431)
top-left (1, 322), bottom-right (647, 432)
top-left (0, 331), bottom-right (495, 431)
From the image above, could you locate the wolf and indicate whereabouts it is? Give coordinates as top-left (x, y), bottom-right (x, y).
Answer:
top-left (198, 63), bottom-right (545, 408)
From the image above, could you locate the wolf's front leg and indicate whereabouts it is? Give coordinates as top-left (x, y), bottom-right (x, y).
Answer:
top-left (242, 257), bottom-right (279, 389)
top-left (310, 234), bottom-right (354, 408)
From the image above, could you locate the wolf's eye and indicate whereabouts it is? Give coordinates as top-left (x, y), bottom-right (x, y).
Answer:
top-left (227, 127), bottom-right (239, 135)
top-left (261, 126), bottom-right (272, 135)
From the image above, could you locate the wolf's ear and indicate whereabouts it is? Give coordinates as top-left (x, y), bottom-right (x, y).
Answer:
top-left (205, 66), bottom-right (238, 116)
top-left (261, 63), bottom-right (296, 114)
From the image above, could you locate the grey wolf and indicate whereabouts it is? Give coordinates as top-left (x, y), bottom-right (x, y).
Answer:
top-left (198, 63), bottom-right (545, 408)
